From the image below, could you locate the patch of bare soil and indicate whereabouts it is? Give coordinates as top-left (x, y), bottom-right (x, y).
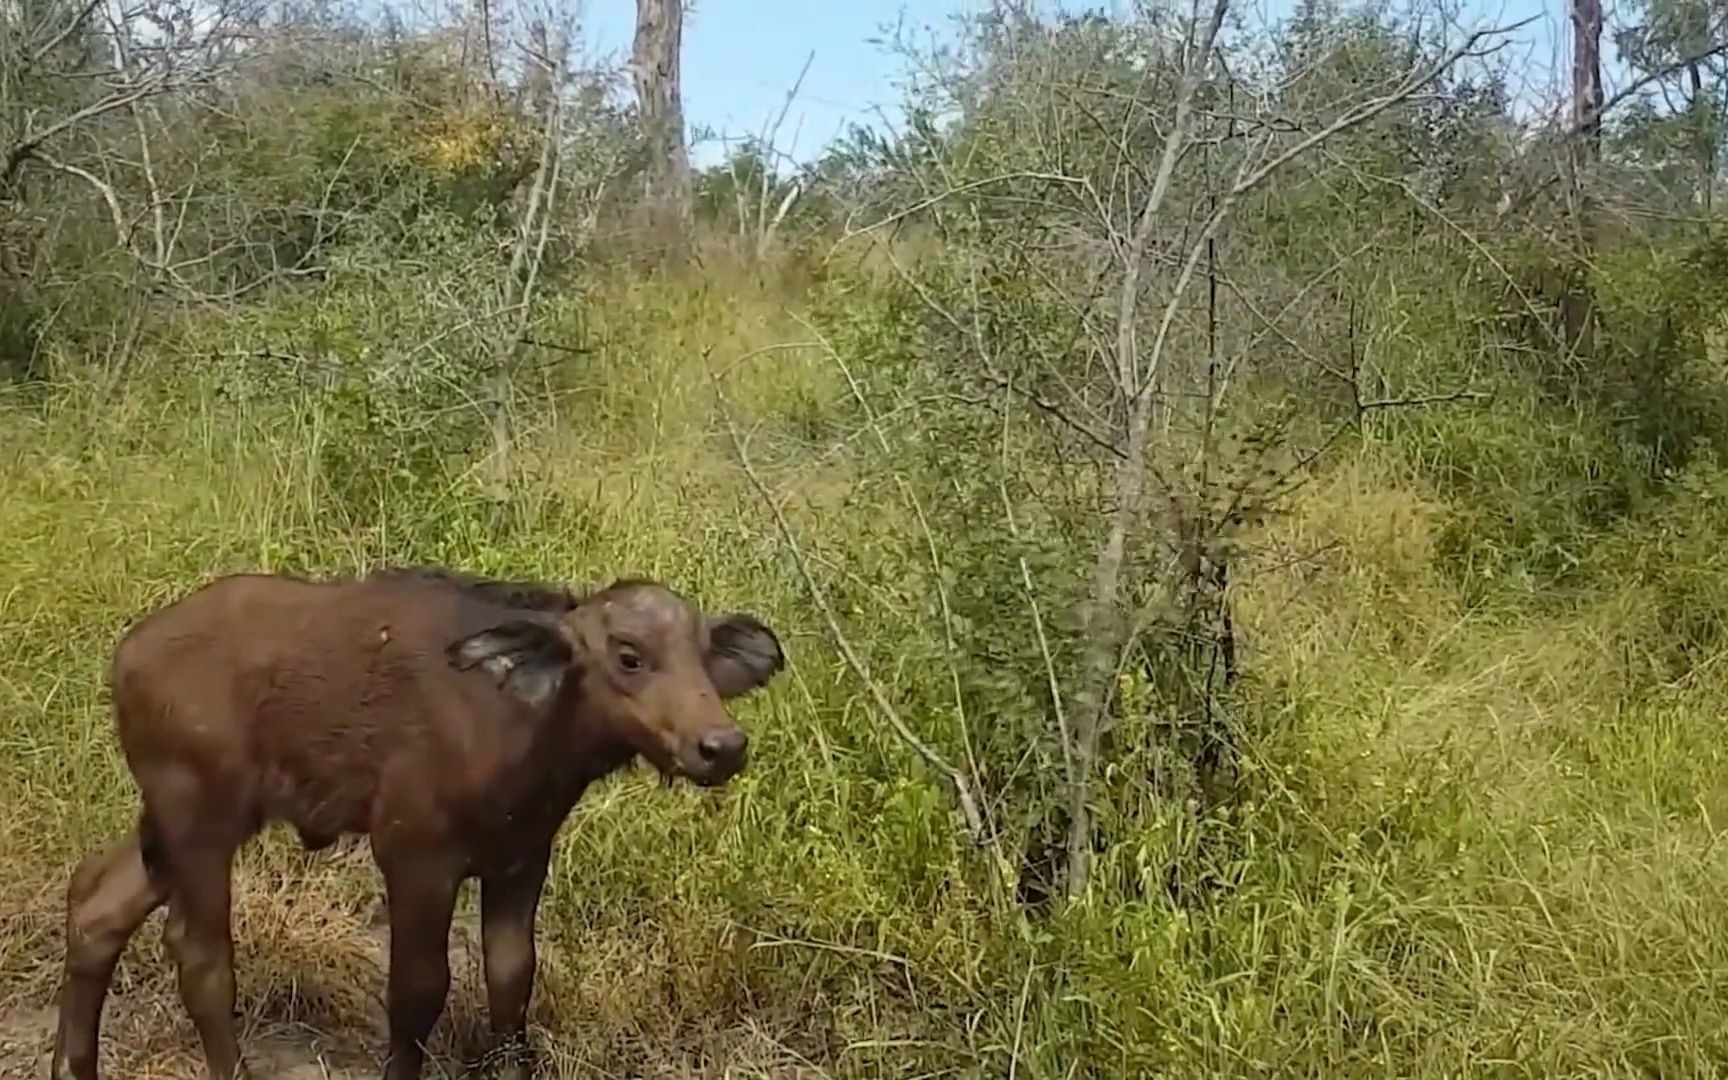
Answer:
top-left (1, 836), bottom-right (843, 1079)
top-left (0, 1007), bottom-right (54, 1080)
top-left (0, 995), bottom-right (834, 1080)
top-left (0, 907), bottom-right (454, 1080)
top-left (0, 1006), bottom-right (386, 1080)
top-left (0, 897), bottom-right (833, 1079)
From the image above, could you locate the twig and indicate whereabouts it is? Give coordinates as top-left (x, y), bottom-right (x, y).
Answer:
top-left (106, 13), bottom-right (168, 267)
top-left (35, 152), bottom-right (129, 249)
top-left (997, 386), bottom-right (1073, 788)
top-left (516, 336), bottom-right (592, 356)
top-left (837, 170), bottom-right (1090, 245)
top-left (974, 368), bottom-right (1127, 461)
top-left (485, 19), bottom-right (569, 484)
top-left (754, 50), bottom-right (814, 257)
top-left (3, 76), bottom-right (172, 185)
top-left (712, 375), bottom-right (990, 844)
top-left (791, 312), bottom-right (998, 845)
top-left (1360, 389), bottom-right (1493, 411)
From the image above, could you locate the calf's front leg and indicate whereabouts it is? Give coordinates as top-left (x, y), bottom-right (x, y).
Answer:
top-left (479, 851), bottom-right (551, 1079)
top-left (376, 852), bottom-right (461, 1080)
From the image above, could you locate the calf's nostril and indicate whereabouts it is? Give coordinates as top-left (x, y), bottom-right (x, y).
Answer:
top-left (697, 729), bottom-right (745, 764)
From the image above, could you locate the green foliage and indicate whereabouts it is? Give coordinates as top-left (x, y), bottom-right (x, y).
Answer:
top-left (1591, 230), bottom-right (1728, 470)
top-left (0, 279), bottom-right (43, 379)
top-left (11, 225), bottom-right (1728, 1078)
top-left (147, 212), bottom-right (516, 529)
top-left (1383, 384), bottom-right (1647, 598)
top-left (10, 0), bottom-right (1728, 1075)
top-left (158, 63), bottom-right (540, 289)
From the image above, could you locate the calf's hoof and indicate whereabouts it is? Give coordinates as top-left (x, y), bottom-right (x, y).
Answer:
top-left (482, 1040), bottom-right (537, 1080)
top-left (47, 1042), bottom-right (94, 1080)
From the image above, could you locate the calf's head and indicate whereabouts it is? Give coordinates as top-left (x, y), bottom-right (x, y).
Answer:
top-left (447, 579), bottom-right (784, 785)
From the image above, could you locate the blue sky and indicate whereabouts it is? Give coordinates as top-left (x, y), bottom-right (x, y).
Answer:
top-left (577, 0), bottom-right (1583, 170)
top-left (578, 0), bottom-right (970, 168)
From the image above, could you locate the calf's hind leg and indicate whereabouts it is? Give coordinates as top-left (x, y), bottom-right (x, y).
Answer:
top-left (50, 831), bottom-right (169, 1080)
top-left (157, 812), bottom-right (250, 1071)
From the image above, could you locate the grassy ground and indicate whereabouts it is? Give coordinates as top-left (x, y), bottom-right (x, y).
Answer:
top-left (2, 264), bottom-right (1727, 1077)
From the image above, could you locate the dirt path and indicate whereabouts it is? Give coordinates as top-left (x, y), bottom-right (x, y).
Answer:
top-left (0, 910), bottom-right (832, 1079)
top-left (0, 840), bottom-right (834, 1079)
top-left (0, 1007), bottom-right (383, 1080)
top-left (0, 912), bottom-right (482, 1079)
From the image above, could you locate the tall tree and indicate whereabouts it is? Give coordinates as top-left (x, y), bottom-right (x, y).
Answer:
top-left (632, 0), bottom-right (693, 261)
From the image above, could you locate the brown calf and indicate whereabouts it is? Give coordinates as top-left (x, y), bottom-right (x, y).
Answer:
top-left (48, 566), bottom-right (786, 1080)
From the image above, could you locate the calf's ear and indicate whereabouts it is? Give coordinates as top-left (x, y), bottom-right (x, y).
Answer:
top-left (448, 615), bottom-right (574, 710)
top-left (704, 612), bottom-right (786, 699)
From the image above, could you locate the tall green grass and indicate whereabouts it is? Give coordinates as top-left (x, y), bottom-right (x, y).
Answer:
top-left (2, 262), bottom-right (1728, 1077)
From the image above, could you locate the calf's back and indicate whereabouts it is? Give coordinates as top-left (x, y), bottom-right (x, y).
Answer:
top-left (110, 572), bottom-right (550, 848)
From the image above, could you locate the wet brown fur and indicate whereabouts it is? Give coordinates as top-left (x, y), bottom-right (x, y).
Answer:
top-left (48, 566), bottom-right (786, 1080)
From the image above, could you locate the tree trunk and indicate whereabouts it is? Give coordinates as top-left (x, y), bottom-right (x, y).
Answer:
top-left (632, 0), bottom-right (693, 264)
top-left (1065, 0), bottom-right (1231, 901)
top-left (1687, 61), bottom-right (1715, 217)
top-left (1563, 0), bottom-right (1602, 359)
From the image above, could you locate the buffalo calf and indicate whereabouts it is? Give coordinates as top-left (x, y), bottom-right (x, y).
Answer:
top-left (49, 567), bottom-right (785, 1080)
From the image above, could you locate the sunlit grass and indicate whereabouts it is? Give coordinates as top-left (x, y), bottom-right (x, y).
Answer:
top-left (1, 265), bottom-right (1726, 1076)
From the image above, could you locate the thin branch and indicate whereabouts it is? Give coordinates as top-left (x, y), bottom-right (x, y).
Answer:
top-left (105, 9), bottom-right (169, 267)
top-left (998, 386), bottom-right (1073, 789)
top-left (35, 152), bottom-right (129, 249)
top-left (1360, 388), bottom-right (1493, 411)
top-left (836, 170), bottom-right (1091, 247)
top-left (793, 312), bottom-right (999, 846)
top-left (974, 369), bottom-right (1127, 460)
top-left (754, 49), bottom-right (814, 255)
top-left (1576, 38), bottom-right (1728, 134)
top-left (713, 376), bottom-right (990, 845)
top-left (1136, 20), bottom-right (1526, 404)
top-left (3, 75), bottom-right (172, 185)
top-left (26, 0), bottom-right (104, 65)
top-left (1114, 0), bottom-right (1233, 393)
